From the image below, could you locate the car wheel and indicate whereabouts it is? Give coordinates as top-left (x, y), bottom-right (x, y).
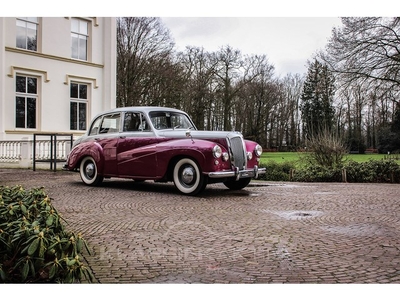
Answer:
top-left (223, 178), bottom-right (251, 190)
top-left (79, 156), bottom-right (104, 186)
top-left (173, 158), bottom-right (206, 195)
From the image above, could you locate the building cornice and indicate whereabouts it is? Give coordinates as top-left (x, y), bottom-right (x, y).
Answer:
top-left (5, 47), bottom-right (104, 68)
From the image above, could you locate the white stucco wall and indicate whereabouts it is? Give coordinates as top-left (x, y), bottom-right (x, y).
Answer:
top-left (0, 17), bottom-right (116, 141)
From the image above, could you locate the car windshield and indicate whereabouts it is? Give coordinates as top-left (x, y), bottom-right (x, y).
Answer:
top-left (149, 111), bottom-right (195, 130)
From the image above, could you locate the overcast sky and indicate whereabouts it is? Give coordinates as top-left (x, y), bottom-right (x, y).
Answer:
top-left (8, 0), bottom-right (397, 78)
top-left (161, 17), bottom-right (342, 76)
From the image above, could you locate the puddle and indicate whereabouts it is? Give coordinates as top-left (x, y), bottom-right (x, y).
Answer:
top-left (266, 210), bottom-right (324, 220)
top-left (323, 223), bottom-right (391, 237)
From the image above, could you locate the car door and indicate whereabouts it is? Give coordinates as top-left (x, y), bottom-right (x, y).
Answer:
top-left (93, 113), bottom-right (121, 176)
top-left (116, 112), bottom-right (159, 178)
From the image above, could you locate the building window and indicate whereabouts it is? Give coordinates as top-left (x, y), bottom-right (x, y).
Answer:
top-left (70, 83), bottom-right (88, 130)
top-left (15, 75), bottom-right (37, 129)
top-left (71, 18), bottom-right (88, 61)
top-left (16, 17), bottom-right (38, 51)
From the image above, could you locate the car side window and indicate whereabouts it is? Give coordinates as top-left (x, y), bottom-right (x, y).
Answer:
top-left (99, 113), bottom-right (121, 134)
top-left (88, 116), bottom-right (102, 136)
top-left (123, 112), bottom-right (149, 132)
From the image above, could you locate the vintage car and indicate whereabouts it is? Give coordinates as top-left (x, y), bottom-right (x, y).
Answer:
top-left (64, 106), bottom-right (266, 195)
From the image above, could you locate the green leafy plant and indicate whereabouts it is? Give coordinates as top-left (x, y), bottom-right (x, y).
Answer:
top-left (258, 161), bottom-right (296, 181)
top-left (0, 185), bottom-right (94, 283)
top-left (345, 159), bottom-right (400, 183)
top-left (291, 165), bottom-right (342, 182)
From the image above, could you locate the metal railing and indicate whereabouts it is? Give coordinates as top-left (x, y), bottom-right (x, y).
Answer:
top-left (33, 134), bottom-right (73, 171)
top-left (0, 135), bottom-right (73, 170)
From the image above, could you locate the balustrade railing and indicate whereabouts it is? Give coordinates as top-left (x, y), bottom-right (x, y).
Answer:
top-left (0, 141), bottom-right (21, 162)
top-left (0, 135), bottom-right (73, 169)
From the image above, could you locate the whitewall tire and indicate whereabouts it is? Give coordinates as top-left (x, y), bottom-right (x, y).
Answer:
top-left (79, 156), bottom-right (104, 186)
top-left (173, 158), bottom-right (206, 195)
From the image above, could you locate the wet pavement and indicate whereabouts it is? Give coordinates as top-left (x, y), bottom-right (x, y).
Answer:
top-left (1, 168), bottom-right (400, 283)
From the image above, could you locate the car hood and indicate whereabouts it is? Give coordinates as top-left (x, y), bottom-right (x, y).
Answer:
top-left (158, 129), bottom-right (243, 140)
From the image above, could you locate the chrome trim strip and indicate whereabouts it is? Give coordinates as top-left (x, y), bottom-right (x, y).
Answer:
top-left (208, 167), bottom-right (266, 179)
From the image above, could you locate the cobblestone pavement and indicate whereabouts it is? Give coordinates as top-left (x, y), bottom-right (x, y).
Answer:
top-left (1, 168), bottom-right (400, 284)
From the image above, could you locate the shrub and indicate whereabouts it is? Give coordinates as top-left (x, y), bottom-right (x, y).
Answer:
top-left (291, 165), bottom-right (342, 182)
top-left (0, 185), bottom-right (94, 283)
top-left (345, 159), bottom-right (400, 183)
top-left (258, 161), bottom-right (296, 181)
top-left (303, 130), bottom-right (348, 169)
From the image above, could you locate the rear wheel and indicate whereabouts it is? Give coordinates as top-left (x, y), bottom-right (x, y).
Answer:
top-left (223, 178), bottom-right (251, 190)
top-left (173, 158), bottom-right (206, 195)
top-left (79, 156), bottom-right (103, 186)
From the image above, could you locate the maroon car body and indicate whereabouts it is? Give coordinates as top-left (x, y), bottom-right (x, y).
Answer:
top-left (64, 106), bottom-right (266, 195)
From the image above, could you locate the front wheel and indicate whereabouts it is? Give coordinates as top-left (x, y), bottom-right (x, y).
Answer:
top-left (173, 158), bottom-right (207, 195)
top-left (223, 178), bottom-right (251, 190)
top-left (79, 156), bottom-right (103, 186)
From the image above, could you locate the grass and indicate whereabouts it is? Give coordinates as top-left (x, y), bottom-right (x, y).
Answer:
top-left (260, 152), bottom-right (393, 165)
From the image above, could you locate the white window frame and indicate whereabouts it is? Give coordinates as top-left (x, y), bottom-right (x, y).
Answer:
top-left (16, 17), bottom-right (39, 51)
top-left (71, 18), bottom-right (89, 61)
top-left (70, 82), bottom-right (89, 131)
top-left (15, 75), bottom-right (39, 129)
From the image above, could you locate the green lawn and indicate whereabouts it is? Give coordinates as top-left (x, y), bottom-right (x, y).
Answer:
top-left (261, 152), bottom-right (393, 165)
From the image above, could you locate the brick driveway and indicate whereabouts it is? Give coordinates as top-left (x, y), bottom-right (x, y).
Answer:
top-left (1, 168), bottom-right (400, 283)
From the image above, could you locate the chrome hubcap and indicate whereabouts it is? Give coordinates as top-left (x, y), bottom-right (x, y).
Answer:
top-left (85, 163), bottom-right (95, 178)
top-left (181, 166), bottom-right (195, 184)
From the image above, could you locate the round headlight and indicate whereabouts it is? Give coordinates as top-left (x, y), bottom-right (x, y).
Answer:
top-left (213, 145), bottom-right (222, 158)
top-left (222, 152), bottom-right (229, 161)
top-left (254, 144), bottom-right (262, 157)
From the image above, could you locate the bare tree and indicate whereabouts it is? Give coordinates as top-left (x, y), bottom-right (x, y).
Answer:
top-left (177, 46), bottom-right (218, 129)
top-left (116, 17), bottom-right (175, 107)
top-left (322, 17), bottom-right (400, 96)
top-left (280, 73), bottom-right (304, 149)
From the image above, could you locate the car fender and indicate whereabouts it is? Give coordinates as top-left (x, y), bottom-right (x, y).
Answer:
top-left (67, 141), bottom-right (105, 172)
top-left (155, 138), bottom-right (219, 174)
top-left (244, 140), bottom-right (261, 168)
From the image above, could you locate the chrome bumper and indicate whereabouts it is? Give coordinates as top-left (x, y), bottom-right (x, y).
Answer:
top-left (208, 165), bottom-right (266, 180)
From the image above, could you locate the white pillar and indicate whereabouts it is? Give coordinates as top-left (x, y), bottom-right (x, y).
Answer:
top-left (20, 137), bottom-right (32, 168)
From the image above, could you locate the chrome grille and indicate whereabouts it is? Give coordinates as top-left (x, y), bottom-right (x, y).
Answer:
top-left (228, 135), bottom-right (246, 170)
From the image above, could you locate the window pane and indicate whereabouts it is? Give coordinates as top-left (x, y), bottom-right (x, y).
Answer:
top-left (27, 98), bottom-right (36, 128)
top-left (27, 77), bottom-right (37, 94)
top-left (71, 19), bottom-right (79, 32)
top-left (16, 76), bottom-right (26, 93)
top-left (16, 97), bottom-right (25, 128)
top-left (16, 23), bottom-right (26, 49)
top-left (79, 36), bottom-right (87, 60)
top-left (78, 103), bottom-right (87, 130)
top-left (79, 84), bottom-right (87, 99)
top-left (100, 114), bottom-right (120, 134)
top-left (79, 20), bottom-right (88, 35)
top-left (89, 116), bottom-right (102, 135)
top-left (26, 23), bottom-right (37, 51)
top-left (70, 83), bottom-right (78, 98)
top-left (70, 102), bottom-right (77, 130)
top-left (71, 34), bottom-right (79, 59)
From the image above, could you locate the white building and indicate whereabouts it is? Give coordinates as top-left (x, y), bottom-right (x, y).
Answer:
top-left (1, 17), bottom-right (117, 140)
top-left (0, 17), bottom-right (116, 166)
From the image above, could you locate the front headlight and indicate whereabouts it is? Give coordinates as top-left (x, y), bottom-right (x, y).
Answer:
top-left (213, 145), bottom-right (222, 158)
top-left (254, 144), bottom-right (262, 157)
